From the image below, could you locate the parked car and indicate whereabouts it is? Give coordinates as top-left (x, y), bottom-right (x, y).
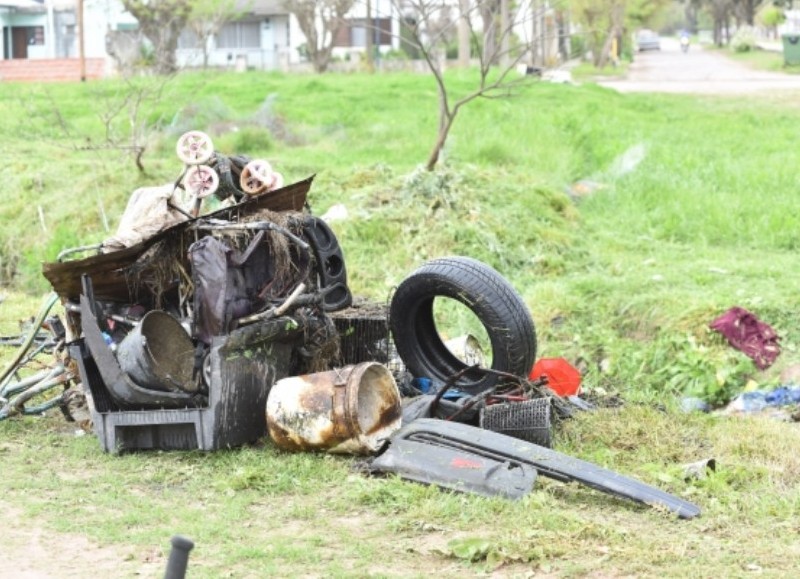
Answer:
top-left (636, 29), bottom-right (661, 51)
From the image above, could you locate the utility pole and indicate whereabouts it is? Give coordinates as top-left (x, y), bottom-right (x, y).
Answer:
top-left (78, 0), bottom-right (86, 81)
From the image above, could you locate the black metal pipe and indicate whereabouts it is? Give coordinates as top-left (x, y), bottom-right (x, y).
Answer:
top-left (164, 535), bottom-right (194, 579)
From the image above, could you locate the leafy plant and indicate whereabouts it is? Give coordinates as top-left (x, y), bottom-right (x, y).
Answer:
top-left (731, 26), bottom-right (757, 53)
top-left (653, 333), bottom-right (756, 406)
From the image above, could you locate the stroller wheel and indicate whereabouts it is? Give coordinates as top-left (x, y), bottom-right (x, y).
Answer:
top-left (184, 165), bottom-right (219, 198)
top-left (176, 131), bottom-right (214, 165)
top-left (240, 159), bottom-right (274, 195)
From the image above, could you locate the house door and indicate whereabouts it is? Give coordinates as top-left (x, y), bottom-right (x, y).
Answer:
top-left (12, 27), bottom-right (28, 59)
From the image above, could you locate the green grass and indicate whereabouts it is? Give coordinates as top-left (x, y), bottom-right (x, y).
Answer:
top-left (2, 407), bottom-right (800, 576)
top-left (569, 60), bottom-right (630, 80)
top-left (3, 69), bottom-right (800, 576)
top-left (724, 45), bottom-right (800, 73)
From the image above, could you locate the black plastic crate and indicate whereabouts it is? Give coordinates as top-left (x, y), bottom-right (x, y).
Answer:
top-left (330, 299), bottom-right (390, 366)
top-left (71, 329), bottom-right (294, 453)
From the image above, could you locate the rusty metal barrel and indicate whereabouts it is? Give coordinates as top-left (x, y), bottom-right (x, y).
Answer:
top-left (116, 310), bottom-right (196, 393)
top-left (266, 362), bottom-right (402, 455)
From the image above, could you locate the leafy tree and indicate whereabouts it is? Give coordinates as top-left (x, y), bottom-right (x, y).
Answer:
top-left (758, 4), bottom-right (786, 38)
top-left (187, 0), bottom-right (245, 69)
top-left (571, 0), bottom-right (624, 68)
top-left (282, 0), bottom-right (356, 72)
top-left (121, 0), bottom-right (193, 74)
top-left (571, 0), bottom-right (672, 67)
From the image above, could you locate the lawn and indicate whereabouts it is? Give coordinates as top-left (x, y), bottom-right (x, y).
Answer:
top-left (2, 69), bottom-right (800, 577)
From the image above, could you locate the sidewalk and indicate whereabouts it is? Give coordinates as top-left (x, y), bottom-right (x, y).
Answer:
top-left (756, 41), bottom-right (783, 53)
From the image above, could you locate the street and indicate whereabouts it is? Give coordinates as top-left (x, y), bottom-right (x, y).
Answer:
top-left (598, 37), bottom-right (800, 95)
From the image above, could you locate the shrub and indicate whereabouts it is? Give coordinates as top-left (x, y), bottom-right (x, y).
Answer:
top-left (570, 34), bottom-right (586, 60)
top-left (731, 26), bottom-right (757, 53)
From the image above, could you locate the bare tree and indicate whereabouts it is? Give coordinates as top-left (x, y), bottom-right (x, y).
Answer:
top-left (391, 0), bottom-right (540, 170)
top-left (121, 0), bottom-right (193, 74)
top-left (46, 76), bottom-right (176, 174)
top-left (283, 0), bottom-right (356, 72)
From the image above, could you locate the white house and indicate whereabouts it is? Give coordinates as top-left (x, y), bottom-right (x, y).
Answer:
top-left (174, 0), bottom-right (402, 71)
top-left (2, 0), bottom-right (405, 73)
top-left (1, 0), bottom-right (64, 59)
top-left (175, 0), bottom-right (294, 71)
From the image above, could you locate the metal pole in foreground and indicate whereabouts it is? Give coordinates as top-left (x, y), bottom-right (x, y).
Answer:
top-left (164, 535), bottom-right (194, 579)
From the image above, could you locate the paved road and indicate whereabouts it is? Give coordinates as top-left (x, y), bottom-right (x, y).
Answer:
top-left (597, 38), bottom-right (800, 95)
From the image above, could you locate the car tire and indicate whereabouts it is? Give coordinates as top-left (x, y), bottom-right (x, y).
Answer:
top-left (389, 256), bottom-right (537, 394)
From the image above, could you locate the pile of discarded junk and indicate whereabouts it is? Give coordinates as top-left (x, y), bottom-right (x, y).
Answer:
top-left (3, 132), bottom-right (699, 519)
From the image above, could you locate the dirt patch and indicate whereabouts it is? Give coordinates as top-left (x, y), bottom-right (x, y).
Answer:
top-left (0, 501), bottom-right (163, 579)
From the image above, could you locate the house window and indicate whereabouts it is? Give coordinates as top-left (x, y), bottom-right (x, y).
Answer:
top-left (178, 28), bottom-right (199, 49)
top-left (351, 26), bottom-right (367, 47)
top-left (334, 18), bottom-right (391, 48)
top-left (218, 22), bottom-right (260, 49)
top-left (28, 26), bottom-right (45, 46)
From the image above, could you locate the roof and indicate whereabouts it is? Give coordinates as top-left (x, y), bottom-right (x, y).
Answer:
top-left (0, 0), bottom-right (45, 11)
top-left (238, 0), bottom-right (287, 16)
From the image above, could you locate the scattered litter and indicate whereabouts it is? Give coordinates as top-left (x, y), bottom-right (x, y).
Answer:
top-left (479, 397), bottom-right (552, 447)
top-left (566, 179), bottom-right (605, 200)
top-left (682, 458), bottom-right (716, 481)
top-left (709, 307), bottom-right (780, 370)
top-left (542, 69), bottom-right (574, 84)
top-left (605, 143), bottom-right (647, 180)
top-left (566, 144), bottom-right (647, 201)
top-left (680, 397), bottom-right (711, 413)
top-left (529, 357), bottom-right (581, 397)
top-left (722, 386), bottom-right (800, 415)
top-left (443, 334), bottom-right (486, 368)
top-left (320, 203), bottom-right (348, 222)
top-left (368, 419), bottom-right (701, 518)
top-left (266, 362), bottom-right (401, 455)
top-left (516, 63), bottom-right (543, 76)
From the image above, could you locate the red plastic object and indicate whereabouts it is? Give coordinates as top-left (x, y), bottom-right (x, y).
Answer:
top-left (529, 358), bottom-right (581, 397)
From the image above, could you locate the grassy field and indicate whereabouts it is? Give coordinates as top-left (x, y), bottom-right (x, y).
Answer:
top-left (2, 68), bottom-right (800, 576)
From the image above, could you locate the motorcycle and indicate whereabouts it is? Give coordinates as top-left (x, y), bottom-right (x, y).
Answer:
top-left (680, 35), bottom-right (690, 53)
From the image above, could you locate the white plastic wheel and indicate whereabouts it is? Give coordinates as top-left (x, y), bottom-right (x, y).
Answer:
top-left (176, 131), bottom-right (214, 165)
top-left (240, 159), bottom-right (273, 195)
top-left (268, 172), bottom-right (284, 191)
top-left (184, 165), bottom-right (219, 198)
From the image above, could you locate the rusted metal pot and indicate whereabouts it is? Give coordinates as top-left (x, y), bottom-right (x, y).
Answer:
top-left (266, 362), bottom-right (402, 455)
top-left (116, 310), bottom-right (196, 393)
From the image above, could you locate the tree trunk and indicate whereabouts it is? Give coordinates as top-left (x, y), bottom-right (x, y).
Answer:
top-left (458, 0), bottom-right (470, 66)
top-left (313, 50), bottom-right (332, 73)
top-left (366, 0), bottom-right (374, 72)
top-left (122, 1), bottom-right (191, 75)
top-left (594, 4), bottom-right (622, 69)
top-left (425, 114), bottom-right (455, 171)
top-left (500, 0), bottom-right (509, 66)
top-left (480, 1), bottom-right (498, 65)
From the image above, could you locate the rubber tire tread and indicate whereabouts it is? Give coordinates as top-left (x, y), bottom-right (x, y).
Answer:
top-left (390, 256), bottom-right (536, 394)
